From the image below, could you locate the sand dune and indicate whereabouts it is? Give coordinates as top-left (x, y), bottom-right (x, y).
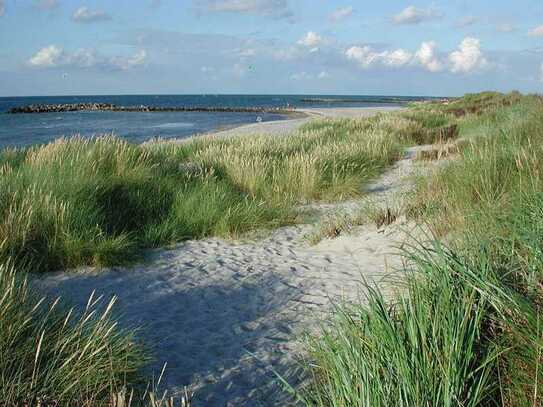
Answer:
top-left (34, 106), bottom-right (429, 406)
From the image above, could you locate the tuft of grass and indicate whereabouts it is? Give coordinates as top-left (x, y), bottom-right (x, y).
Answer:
top-left (296, 242), bottom-right (501, 406)
top-left (0, 261), bottom-right (148, 405)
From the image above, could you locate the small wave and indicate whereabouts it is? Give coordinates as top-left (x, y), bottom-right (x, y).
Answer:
top-left (152, 122), bottom-right (194, 129)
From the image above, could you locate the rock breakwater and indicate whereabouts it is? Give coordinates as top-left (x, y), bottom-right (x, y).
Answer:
top-left (8, 103), bottom-right (293, 114)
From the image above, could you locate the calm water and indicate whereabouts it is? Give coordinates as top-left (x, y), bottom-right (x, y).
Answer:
top-left (0, 95), bottom-right (423, 149)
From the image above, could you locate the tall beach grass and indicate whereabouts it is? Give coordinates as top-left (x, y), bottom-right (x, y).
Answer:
top-left (298, 92), bottom-right (543, 406)
top-left (0, 105), bottom-right (451, 402)
top-left (0, 108), bottom-right (446, 273)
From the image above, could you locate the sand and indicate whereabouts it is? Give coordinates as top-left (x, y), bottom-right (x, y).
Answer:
top-left (204, 106), bottom-right (402, 138)
top-left (33, 106), bottom-right (434, 406)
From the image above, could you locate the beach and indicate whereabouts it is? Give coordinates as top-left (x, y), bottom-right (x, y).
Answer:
top-left (33, 105), bottom-right (426, 405)
top-left (205, 106), bottom-right (402, 138)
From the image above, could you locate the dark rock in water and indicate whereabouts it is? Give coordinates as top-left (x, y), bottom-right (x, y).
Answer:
top-left (7, 103), bottom-right (294, 115)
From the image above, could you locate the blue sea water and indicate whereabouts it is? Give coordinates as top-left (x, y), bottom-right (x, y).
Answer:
top-left (0, 94), bottom-right (422, 149)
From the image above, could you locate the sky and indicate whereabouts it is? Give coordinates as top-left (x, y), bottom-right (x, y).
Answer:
top-left (1, 0), bottom-right (543, 97)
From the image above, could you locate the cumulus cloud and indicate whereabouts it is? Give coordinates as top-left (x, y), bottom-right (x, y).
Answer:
top-left (0, 0), bottom-right (5, 16)
top-left (109, 50), bottom-right (147, 70)
top-left (297, 31), bottom-right (323, 47)
top-left (72, 6), bottom-right (112, 23)
top-left (28, 45), bottom-right (147, 70)
top-left (195, 0), bottom-right (293, 20)
top-left (29, 45), bottom-right (64, 67)
top-left (449, 37), bottom-right (487, 73)
top-left (346, 38), bottom-right (487, 74)
top-left (392, 5), bottom-right (441, 25)
top-left (346, 46), bottom-right (412, 68)
top-left (330, 6), bottom-right (353, 22)
top-left (528, 25), bottom-right (543, 37)
top-left (415, 41), bottom-right (443, 72)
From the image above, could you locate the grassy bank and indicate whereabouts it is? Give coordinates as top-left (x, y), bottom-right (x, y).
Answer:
top-left (0, 105), bottom-right (457, 402)
top-left (0, 109), bottom-right (452, 273)
top-left (300, 92), bottom-right (543, 405)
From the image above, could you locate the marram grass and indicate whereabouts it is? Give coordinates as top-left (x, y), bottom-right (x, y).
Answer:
top-left (297, 92), bottom-right (543, 406)
top-left (0, 107), bottom-right (443, 273)
top-left (0, 261), bottom-right (147, 405)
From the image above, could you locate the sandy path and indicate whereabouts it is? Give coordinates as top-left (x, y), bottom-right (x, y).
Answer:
top-left (34, 107), bottom-right (431, 406)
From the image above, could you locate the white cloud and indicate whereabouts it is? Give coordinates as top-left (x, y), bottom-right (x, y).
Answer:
top-left (382, 49), bottom-right (413, 67)
top-left (448, 37), bottom-right (487, 73)
top-left (0, 0), bottom-right (5, 16)
top-left (392, 5), bottom-right (441, 25)
top-left (28, 45), bottom-right (147, 70)
top-left (110, 50), bottom-right (147, 70)
top-left (67, 48), bottom-right (99, 68)
top-left (196, 0), bottom-right (293, 19)
top-left (345, 46), bottom-right (412, 68)
top-left (297, 31), bottom-right (323, 47)
top-left (415, 41), bottom-right (443, 72)
top-left (346, 38), bottom-right (487, 75)
top-left (330, 6), bottom-right (353, 22)
top-left (29, 45), bottom-right (64, 67)
top-left (528, 25), bottom-right (543, 37)
top-left (72, 6), bottom-right (112, 23)
top-left (496, 23), bottom-right (515, 33)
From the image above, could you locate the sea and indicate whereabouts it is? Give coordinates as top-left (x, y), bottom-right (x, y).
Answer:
top-left (0, 94), bottom-right (428, 149)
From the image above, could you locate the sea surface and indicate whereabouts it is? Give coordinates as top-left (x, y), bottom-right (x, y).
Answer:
top-left (0, 94), bottom-right (426, 149)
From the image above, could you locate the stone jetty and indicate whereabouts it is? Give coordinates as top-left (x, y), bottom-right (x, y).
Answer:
top-left (7, 103), bottom-right (293, 114)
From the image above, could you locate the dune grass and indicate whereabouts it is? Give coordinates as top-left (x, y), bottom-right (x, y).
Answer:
top-left (0, 261), bottom-right (148, 405)
top-left (0, 104), bottom-right (457, 402)
top-left (299, 92), bottom-right (543, 405)
top-left (0, 108), bottom-right (449, 274)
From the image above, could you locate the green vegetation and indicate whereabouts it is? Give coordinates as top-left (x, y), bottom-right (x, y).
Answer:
top-left (299, 92), bottom-right (543, 406)
top-left (0, 261), bottom-right (147, 405)
top-left (0, 103), bottom-right (454, 402)
top-left (0, 110), bottom-right (449, 274)
top-left (4, 91), bottom-right (541, 404)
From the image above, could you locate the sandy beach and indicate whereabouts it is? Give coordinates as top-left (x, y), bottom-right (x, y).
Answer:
top-left (34, 106), bottom-right (426, 405)
top-left (205, 106), bottom-right (402, 138)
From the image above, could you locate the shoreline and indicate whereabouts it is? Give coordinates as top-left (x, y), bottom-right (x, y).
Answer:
top-left (201, 106), bottom-right (403, 138)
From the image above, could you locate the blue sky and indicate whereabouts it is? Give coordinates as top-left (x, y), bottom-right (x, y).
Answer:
top-left (1, 0), bottom-right (543, 96)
